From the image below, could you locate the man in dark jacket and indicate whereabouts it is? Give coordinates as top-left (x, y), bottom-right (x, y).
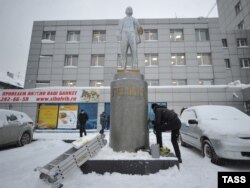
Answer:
top-left (99, 112), bottom-right (106, 134)
top-left (151, 103), bottom-right (182, 163)
top-left (78, 109), bottom-right (89, 137)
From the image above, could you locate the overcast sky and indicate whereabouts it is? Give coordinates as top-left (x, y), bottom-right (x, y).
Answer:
top-left (0, 0), bottom-right (218, 83)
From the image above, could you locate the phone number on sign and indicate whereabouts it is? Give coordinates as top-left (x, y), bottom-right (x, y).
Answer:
top-left (0, 97), bottom-right (29, 102)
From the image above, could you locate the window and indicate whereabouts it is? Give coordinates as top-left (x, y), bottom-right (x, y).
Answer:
top-left (195, 29), bottom-right (209, 41)
top-left (146, 80), bottom-right (159, 86)
top-left (40, 55), bottom-right (53, 58)
top-left (224, 59), bottom-right (231, 68)
top-left (117, 54), bottom-right (132, 67)
top-left (36, 80), bottom-right (50, 88)
top-left (144, 29), bottom-right (158, 41)
top-left (171, 53), bottom-right (186, 65)
top-left (197, 53), bottom-right (212, 65)
top-left (222, 39), bottom-right (228, 47)
top-left (237, 38), bottom-right (248, 47)
top-left (63, 80), bottom-right (76, 87)
top-left (235, 1), bottom-right (242, 15)
top-left (199, 80), bottom-right (213, 85)
top-left (240, 58), bottom-right (250, 68)
top-left (181, 110), bottom-right (197, 125)
top-left (172, 79), bottom-right (187, 86)
top-left (36, 80), bottom-right (50, 84)
top-left (42, 31), bottom-right (56, 41)
top-left (93, 30), bottom-right (106, 42)
top-left (170, 29), bottom-right (184, 41)
top-left (91, 55), bottom-right (105, 66)
top-left (65, 55), bottom-right (78, 67)
top-left (238, 20), bottom-right (245, 30)
top-left (145, 54), bottom-right (158, 66)
top-left (39, 55), bottom-right (53, 62)
top-left (67, 31), bottom-right (80, 42)
top-left (89, 80), bottom-right (104, 87)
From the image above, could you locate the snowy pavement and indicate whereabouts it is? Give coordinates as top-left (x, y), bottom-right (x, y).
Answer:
top-left (0, 130), bottom-right (249, 188)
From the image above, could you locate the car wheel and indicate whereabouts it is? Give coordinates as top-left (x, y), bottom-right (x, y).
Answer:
top-left (180, 135), bottom-right (188, 147)
top-left (18, 132), bottom-right (31, 146)
top-left (203, 140), bottom-right (224, 165)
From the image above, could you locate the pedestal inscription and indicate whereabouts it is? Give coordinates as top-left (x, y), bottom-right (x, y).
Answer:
top-left (109, 71), bottom-right (149, 152)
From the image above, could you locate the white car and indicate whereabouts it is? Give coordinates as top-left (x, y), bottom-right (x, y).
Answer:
top-left (0, 109), bottom-right (34, 147)
top-left (180, 105), bottom-right (250, 165)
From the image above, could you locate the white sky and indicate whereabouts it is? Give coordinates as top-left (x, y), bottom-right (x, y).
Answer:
top-left (0, 0), bottom-right (218, 84)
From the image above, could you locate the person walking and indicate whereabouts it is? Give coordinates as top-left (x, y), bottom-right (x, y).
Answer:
top-left (106, 114), bottom-right (110, 130)
top-left (99, 112), bottom-right (106, 134)
top-left (78, 109), bottom-right (88, 137)
top-left (151, 103), bottom-right (182, 163)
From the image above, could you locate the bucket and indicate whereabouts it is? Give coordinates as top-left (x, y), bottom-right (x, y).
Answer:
top-left (150, 144), bottom-right (160, 158)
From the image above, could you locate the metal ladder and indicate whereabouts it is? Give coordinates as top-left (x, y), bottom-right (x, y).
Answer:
top-left (36, 134), bottom-right (107, 188)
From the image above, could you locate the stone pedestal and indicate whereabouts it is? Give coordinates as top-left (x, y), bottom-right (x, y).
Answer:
top-left (109, 69), bottom-right (149, 152)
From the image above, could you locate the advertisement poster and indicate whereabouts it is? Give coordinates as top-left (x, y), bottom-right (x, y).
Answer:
top-left (57, 105), bottom-right (78, 129)
top-left (38, 105), bottom-right (58, 129)
top-left (0, 89), bottom-right (100, 103)
top-left (80, 90), bottom-right (100, 102)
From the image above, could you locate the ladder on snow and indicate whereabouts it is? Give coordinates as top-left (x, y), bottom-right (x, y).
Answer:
top-left (36, 134), bottom-right (107, 188)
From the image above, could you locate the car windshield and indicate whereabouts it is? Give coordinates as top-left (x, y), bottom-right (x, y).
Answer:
top-left (196, 106), bottom-right (249, 120)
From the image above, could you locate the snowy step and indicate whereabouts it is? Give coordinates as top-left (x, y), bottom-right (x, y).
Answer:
top-left (80, 155), bottom-right (179, 175)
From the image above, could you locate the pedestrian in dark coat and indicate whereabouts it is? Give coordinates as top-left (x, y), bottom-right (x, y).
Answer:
top-left (99, 112), bottom-right (106, 134)
top-left (151, 103), bottom-right (182, 163)
top-left (78, 109), bottom-right (88, 137)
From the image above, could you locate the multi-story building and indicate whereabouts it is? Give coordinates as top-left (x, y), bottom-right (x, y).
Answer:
top-left (217, 0), bottom-right (250, 115)
top-left (217, 0), bottom-right (250, 84)
top-left (0, 1), bottom-right (249, 129)
top-left (25, 18), bottom-right (229, 88)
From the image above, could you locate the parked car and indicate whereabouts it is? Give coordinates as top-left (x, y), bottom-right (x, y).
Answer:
top-left (0, 109), bottom-right (34, 147)
top-left (180, 105), bottom-right (250, 165)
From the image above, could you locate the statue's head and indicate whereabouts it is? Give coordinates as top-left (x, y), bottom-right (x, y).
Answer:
top-left (125, 6), bottom-right (133, 16)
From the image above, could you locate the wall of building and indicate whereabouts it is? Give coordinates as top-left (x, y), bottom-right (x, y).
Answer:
top-left (222, 30), bottom-right (250, 84)
top-left (217, 0), bottom-right (250, 84)
top-left (217, 0), bottom-right (250, 31)
top-left (25, 18), bottom-right (231, 89)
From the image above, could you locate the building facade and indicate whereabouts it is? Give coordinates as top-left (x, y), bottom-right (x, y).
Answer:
top-left (217, 0), bottom-right (250, 84)
top-left (25, 18), bottom-right (230, 89)
top-left (0, 1), bottom-right (249, 129)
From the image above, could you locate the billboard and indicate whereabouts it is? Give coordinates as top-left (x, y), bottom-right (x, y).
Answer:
top-left (37, 105), bottom-right (59, 129)
top-left (0, 89), bottom-right (100, 103)
top-left (57, 105), bottom-right (78, 129)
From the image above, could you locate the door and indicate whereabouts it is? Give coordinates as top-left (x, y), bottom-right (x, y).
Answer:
top-left (180, 109), bottom-right (199, 147)
top-left (1, 112), bottom-right (20, 145)
top-left (78, 103), bottom-right (98, 129)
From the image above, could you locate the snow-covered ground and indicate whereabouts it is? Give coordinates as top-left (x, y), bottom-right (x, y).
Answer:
top-left (0, 130), bottom-right (249, 188)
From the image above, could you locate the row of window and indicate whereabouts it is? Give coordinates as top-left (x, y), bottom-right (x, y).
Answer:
top-left (224, 58), bottom-right (250, 69)
top-left (235, 1), bottom-right (242, 15)
top-left (41, 54), bottom-right (250, 68)
top-left (36, 79), bottom-right (214, 87)
top-left (222, 38), bottom-right (248, 47)
top-left (42, 29), bottom-right (210, 42)
top-left (43, 30), bottom-right (248, 49)
top-left (235, 1), bottom-right (245, 30)
top-left (40, 53), bottom-right (213, 67)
